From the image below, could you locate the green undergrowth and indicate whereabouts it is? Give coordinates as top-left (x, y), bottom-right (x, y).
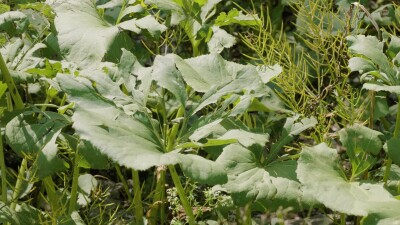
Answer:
top-left (0, 0), bottom-right (400, 224)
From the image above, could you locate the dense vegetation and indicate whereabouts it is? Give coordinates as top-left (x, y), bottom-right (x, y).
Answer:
top-left (0, 0), bottom-right (400, 224)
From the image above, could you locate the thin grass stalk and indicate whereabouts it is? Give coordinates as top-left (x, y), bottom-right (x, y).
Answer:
top-left (68, 147), bottom-right (81, 214)
top-left (115, 165), bottom-right (132, 202)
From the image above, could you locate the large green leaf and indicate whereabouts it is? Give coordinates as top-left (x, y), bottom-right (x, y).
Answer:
top-left (5, 110), bottom-right (70, 177)
top-left (150, 55), bottom-right (187, 106)
top-left (176, 54), bottom-right (270, 115)
top-left (51, 0), bottom-right (164, 68)
top-left (207, 26), bottom-right (236, 53)
top-left (78, 140), bottom-right (110, 170)
top-left (347, 35), bottom-right (396, 79)
top-left (52, 0), bottom-right (123, 68)
top-left (387, 137), bottom-right (400, 167)
top-left (297, 143), bottom-right (400, 218)
top-left (57, 73), bottom-right (176, 171)
top-left (174, 54), bottom-right (232, 92)
top-left (217, 144), bottom-right (313, 210)
top-left (5, 109), bottom-right (69, 155)
top-left (179, 154), bottom-right (227, 185)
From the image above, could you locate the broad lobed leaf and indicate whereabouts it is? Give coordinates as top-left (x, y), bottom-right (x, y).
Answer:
top-left (297, 143), bottom-right (400, 219)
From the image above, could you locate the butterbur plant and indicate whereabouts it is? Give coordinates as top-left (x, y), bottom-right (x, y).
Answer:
top-left (55, 48), bottom-right (300, 223)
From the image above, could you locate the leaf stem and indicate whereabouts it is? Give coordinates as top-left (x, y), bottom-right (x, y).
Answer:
top-left (340, 213), bottom-right (346, 225)
top-left (394, 97), bottom-right (400, 138)
top-left (369, 91), bottom-right (375, 128)
top-left (168, 165), bottom-right (195, 225)
top-left (10, 157), bottom-right (28, 210)
top-left (166, 106), bottom-right (184, 152)
top-left (132, 170), bottom-right (144, 224)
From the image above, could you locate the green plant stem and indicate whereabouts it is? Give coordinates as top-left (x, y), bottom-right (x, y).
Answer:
top-left (0, 132), bottom-right (7, 204)
top-left (244, 204), bottom-right (252, 225)
top-left (10, 157), bottom-right (28, 210)
top-left (166, 106), bottom-right (185, 152)
top-left (394, 98), bottom-right (400, 138)
top-left (68, 147), bottom-right (81, 215)
top-left (115, 165), bottom-right (132, 202)
top-left (37, 94), bottom-right (51, 120)
top-left (168, 165), bottom-right (195, 225)
top-left (0, 53), bottom-right (24, 110)
top-left (340, 213), bottom-right (346, 225)
top-left (383, 159), bottom-right (392, 188)
top-left (116, 0), bottom-right (128, 24)
top-left (132, 170), bottom-right (144, 224)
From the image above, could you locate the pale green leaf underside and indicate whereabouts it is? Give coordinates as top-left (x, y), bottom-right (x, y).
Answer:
top-left (347, 35), bottom-right (394, 78)
top-left (348, 57), bottom-right (377, 74)
top-left (52, 0), bottom-right (164, 68)
top-left (217, 144), bottom-right (312, 210)
top-left (363, 83), bottom-right (400, 94)
top-left (53, 0), bottom-right (120, 68)
top-left (297, 143), bottom-right (400, 217)
top-left (208, 26), bottom-right (236, 54)
top-left (218, 129), bottom-right (269, 147)
top-left (338, 124), bottom-right (383, 155)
